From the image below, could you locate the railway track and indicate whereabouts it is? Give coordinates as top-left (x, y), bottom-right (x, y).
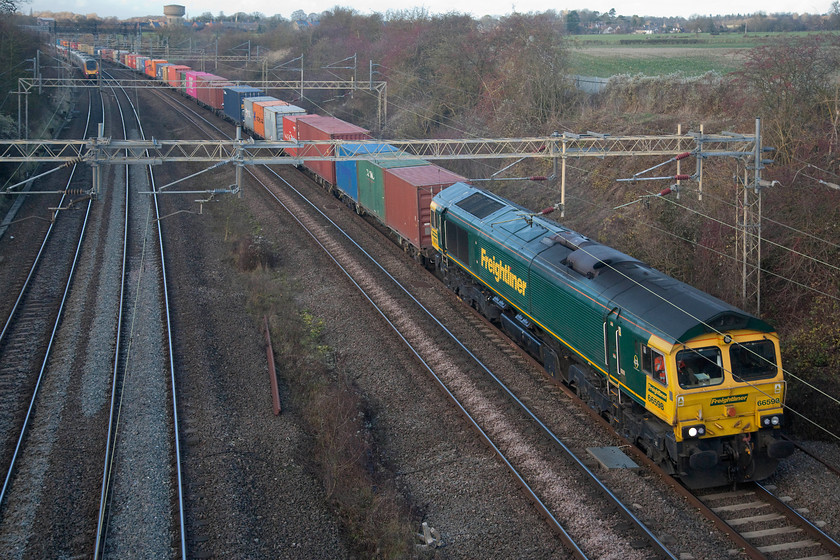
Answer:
top-left (695, 482), bottom-right (840, 559)
top-left (0, 92), bottom-right (98, 511)
top-left (91, 71), bottom-right (187, 558)
top-left (0, 66), bottom-right (186, 557)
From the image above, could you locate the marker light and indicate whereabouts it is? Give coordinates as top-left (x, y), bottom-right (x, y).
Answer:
top-left (761, 414), bottom-right (783, 428)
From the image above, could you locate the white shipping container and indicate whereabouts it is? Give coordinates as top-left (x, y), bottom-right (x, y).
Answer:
top-left (242, 96), bottom-right (277, 135)
top-left (263, 104), bottom-right (306, 141)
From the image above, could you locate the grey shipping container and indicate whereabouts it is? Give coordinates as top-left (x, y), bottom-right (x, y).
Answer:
top-left (242, 96), bottom-right (278, 134)
top-left (263, 104), bottom-right (306, 141)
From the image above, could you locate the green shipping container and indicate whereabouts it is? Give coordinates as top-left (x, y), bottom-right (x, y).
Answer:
top-left (356, 157), bottom-right (426, 221)
top-left (177, 69), bottom-right (189, 93)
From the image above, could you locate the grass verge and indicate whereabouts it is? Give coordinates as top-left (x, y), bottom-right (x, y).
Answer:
top-left (216, 198), bottom-right (416, 558)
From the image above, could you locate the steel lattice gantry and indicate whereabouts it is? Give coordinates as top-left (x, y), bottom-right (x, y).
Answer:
top-left (0, 128), bottom-right (766, 311)
top-left (18, 78), bottom-right (387, 92)
top-left (17, 77), bottom-right (388, 130)
top-left (0, 131), bottom-right (758, 165)
top-left (0, 130), bottom-right (760, 212)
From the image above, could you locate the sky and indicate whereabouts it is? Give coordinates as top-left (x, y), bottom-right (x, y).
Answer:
top-left (24, 0), bottom-right (831, 21)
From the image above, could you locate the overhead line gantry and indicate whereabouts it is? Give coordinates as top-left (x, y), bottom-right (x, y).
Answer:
top-left (0, 124), bottom-right (769, 315)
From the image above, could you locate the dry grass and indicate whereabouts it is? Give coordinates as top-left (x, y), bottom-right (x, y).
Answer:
top-left (216, 198), bottom-right (415, 558)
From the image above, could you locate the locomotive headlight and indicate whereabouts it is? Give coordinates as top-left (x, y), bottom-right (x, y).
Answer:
top-left (682, 425), bottom-right (706, 439)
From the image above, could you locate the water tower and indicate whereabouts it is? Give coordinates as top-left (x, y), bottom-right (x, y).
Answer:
top-left (164, 4), bottom-right (185, 25)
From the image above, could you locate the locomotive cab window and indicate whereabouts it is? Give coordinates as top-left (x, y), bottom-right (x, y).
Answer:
top-left (676, 347), bottom-right (724, 389)
top-left (639, 344), bottom-right (667, 386)
top-left (730, 340), bottom-right (777, 381)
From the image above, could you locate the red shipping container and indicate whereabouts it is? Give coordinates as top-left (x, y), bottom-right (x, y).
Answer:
top-left (195, 74), bottom-right (230, 109)
top-left (167, 65), bottom-right (191, 88)
top-left (253, 100), bottom-right (288, 138)
top-left (282, 114), bottom-right (317, 157)
top-left (194, 73), bottom-right (213, 101)
top-left (384, 164), bottom-right (468, 250)
top-left (297, 116), bottom-right (370, 185)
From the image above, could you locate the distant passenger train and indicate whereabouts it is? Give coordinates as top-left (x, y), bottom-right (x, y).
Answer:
top-left (56, 44), bottom-right (98, 79)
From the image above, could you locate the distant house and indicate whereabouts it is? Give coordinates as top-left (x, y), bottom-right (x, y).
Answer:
top-left (200, 21), bottom-right (260, 31)
top-left (293, 20), bottom-right (320, 30)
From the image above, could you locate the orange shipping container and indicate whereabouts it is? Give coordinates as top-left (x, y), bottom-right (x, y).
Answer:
top-left (167, 65), bottom-right (191, 88)
top-left (253, 100), bottom-right (288, 138)
top-left (147, 59), bottom-right (167, 78)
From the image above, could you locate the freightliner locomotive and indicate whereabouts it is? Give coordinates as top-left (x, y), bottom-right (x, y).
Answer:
top-left (431, 182), bottom-right (793, 488)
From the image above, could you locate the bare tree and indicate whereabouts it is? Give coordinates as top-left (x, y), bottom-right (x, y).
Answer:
top-left (737, 34), bottom-right (840, 161)
top-left (1, 0), bottom-right (28, 14)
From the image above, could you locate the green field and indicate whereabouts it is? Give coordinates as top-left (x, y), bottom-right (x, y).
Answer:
top-left (569, 51), bottom-right (738, 77)
top-left (566, 31), bottom-right (836, 77)
top-left (570, 30), bottom-right (830, 47)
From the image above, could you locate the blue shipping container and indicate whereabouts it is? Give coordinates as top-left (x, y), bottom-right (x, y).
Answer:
top-left (335, 143), bottom-right (398, 202)
top-left (223, 86), bottom-right (266, 123)
top-left (156, 63), bottom-right (172, 81)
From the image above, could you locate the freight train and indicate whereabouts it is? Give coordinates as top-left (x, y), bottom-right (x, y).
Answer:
top-left (84, 43), bottom-right (793, 488)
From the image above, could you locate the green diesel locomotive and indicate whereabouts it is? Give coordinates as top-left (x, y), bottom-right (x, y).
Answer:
top-left (431, 182), bottom-right (793, 489)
